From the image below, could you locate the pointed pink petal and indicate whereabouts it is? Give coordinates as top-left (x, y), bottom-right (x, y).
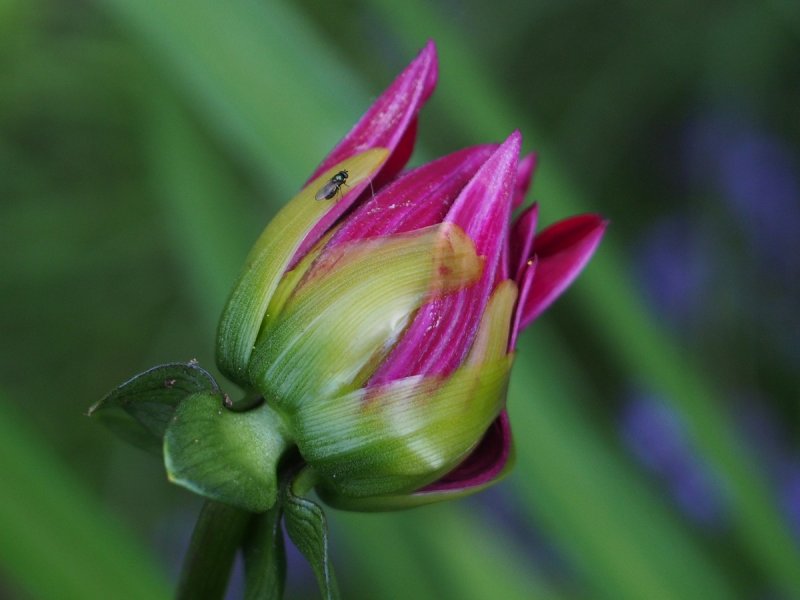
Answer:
top-left (512, 153), bottom-right (537, 209)
top-left (372, 117), bottom-right (418, 190)
top-left (509, 202), bottom-right (538, 281)
top-left (420, 411), bottom-right (512, 493)
top-left (307, 41), bottom-right (437, 183)
top-left (291, 42), bottom-right (438, 267)
top-left (373, 132), bottom-right (521, 383)
top-left (501, 154), bottom-right (536, 280)
top-left (518, 214), bottom-right (606, 329)
top-left (329, 145), bottom-right (497, 245)
top-left (509, 257), bottom-right (536, 350)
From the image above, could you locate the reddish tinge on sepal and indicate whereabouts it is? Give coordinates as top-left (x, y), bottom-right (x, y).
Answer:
top-left (422, 411), bottom-right (513, 494)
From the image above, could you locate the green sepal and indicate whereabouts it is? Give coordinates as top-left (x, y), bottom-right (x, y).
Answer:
top-left (317, 442), bottom-right (516, 512)
top-left (283, 468), bottom-right (340, 600)
top-left (216, 148), bottom-right (389, 387)
top-left (243, 502), bottom-right (286, 600)
top-left (88, 361), bottom-right (220, 454)
top-left (163, 393), bottom-right (292, 512)
top-left (248, 222), bottom-right (482, 412)
top-left (294, 355), bottom-right (514, 499)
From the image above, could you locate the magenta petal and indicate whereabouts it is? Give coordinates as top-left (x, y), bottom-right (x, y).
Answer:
top-left (372, 132), bottom-right (521, 383)
top-left (509, 202), bottom-right (538, 281)
top-left (518, 214), bottom-right (607, 329)
top-left (512, 153), bottom-right (537, 209)
top-left (329, 145), bottom-right (497, 245)
top-left (420, 411), bottom-right (512, 493)
top-left (372, 117), bottom-right (418, 191)
top-left (291, 42), bottom-right (438, 267)
top-left (448, 132), bottom-right (520, 260)
top-left (509, 257), bottom-right (536, 350)
top-left (502, 156), bottom-right (537, 279)
top-left (306, 42), bottom-right (437, 183)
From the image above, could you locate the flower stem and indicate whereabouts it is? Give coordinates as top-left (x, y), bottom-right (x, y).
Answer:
top-left (177, 500), bottom-right (252, 600)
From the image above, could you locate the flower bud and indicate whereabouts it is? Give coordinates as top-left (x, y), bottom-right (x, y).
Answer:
top-left (212, 42), bottom-right (605, 510)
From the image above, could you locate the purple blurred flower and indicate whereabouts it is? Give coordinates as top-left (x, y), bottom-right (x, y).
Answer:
top-left (620, 392), bottom-right (729, 528)
top-left (634, 215), bottom-right (714, 326)
top-left (782, 467), bottom-right (800, 542)
top-left (684, 115), bottom-right (800, 269)
top-left (642, 114), bottom-right (800, 363)
top-left (470, 486), bottom-right (575, 583)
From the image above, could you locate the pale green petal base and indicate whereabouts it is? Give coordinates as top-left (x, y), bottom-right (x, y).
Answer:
top-left (216, 149), bottom-right (389, 386)
top-left (249, 223), bottom-right (482, 412)
top-left (316, 443), bottom-right (516, 512)
top-left (293, 355), bottom-right (513, 499)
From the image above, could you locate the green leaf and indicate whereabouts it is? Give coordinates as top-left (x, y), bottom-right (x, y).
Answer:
top-left (330, 503), bottom-right (564, 600)
top-left (243, 503), bottom-right (286, 600)
top-left (509, 325), bottom-right (737, 600)
top-left (0, 396), bottom-right (171, 600)
top-left (96, 0), bottom-right (368, 196)
top-left (163, 392), bottom-right (291, 512)
top-left (283, 469), bottom-right (340, 600)
top-left (88, 361), bottom-right (220, 453)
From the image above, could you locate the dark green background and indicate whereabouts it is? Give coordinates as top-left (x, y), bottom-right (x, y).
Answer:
top-left (2, 1), bottom-right (798, 598)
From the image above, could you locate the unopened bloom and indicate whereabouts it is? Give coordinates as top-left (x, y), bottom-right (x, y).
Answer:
top-left (214, 42), bottom-right (605, 510)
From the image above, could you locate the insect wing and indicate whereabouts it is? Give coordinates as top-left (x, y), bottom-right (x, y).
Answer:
top-left (315, 180), bottom-right (339, 201)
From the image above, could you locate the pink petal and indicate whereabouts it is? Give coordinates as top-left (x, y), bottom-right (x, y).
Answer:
top-left (372, 132), bottom-right (521, 384)
top-left (509, 257), bottom-right (536, 351)
top-left (509, 202), bottom-right (538, 281)
top-left (512, 153), bottom-right (537, 209)
top-left (420, 411), bottom-right (512, 493)
top-left (329, 145), bottom-right (497, 245)
top-left (306, 42), bottom-right (437, 183)
top-left (291, 42), bottom-right (438, 267)
top-left (518, 214), bottom-right (607, 330)
top-left (500, 155), bottom-right (537, 280)
top-left (372, 117), bottom-right (418, 191)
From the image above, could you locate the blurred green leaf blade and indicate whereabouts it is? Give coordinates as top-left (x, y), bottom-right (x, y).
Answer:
top-left (509, 326), bottom-right (738, 600)
top-left (96, 0), bottom-right (367, 195)
top-left (0, 395), bottom-right (171, 600)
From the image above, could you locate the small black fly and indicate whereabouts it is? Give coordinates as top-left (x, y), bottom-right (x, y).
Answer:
top-left (315, 169), bottom-right (349, 201)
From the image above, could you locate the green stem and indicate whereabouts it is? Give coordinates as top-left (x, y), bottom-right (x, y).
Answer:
top-left (243, 503), bottom-right (286, 600)
top-left (177, 501), bottom-right (252, 600)
top-left (290, 465), bottom-right (319, 496)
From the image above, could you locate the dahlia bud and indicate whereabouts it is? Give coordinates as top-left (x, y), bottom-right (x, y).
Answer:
top-left (92, 41), bottom-right (604, 515)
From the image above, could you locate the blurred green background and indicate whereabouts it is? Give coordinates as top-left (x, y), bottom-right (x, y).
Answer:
top-left (2, 0), bottom-right (799, 598)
